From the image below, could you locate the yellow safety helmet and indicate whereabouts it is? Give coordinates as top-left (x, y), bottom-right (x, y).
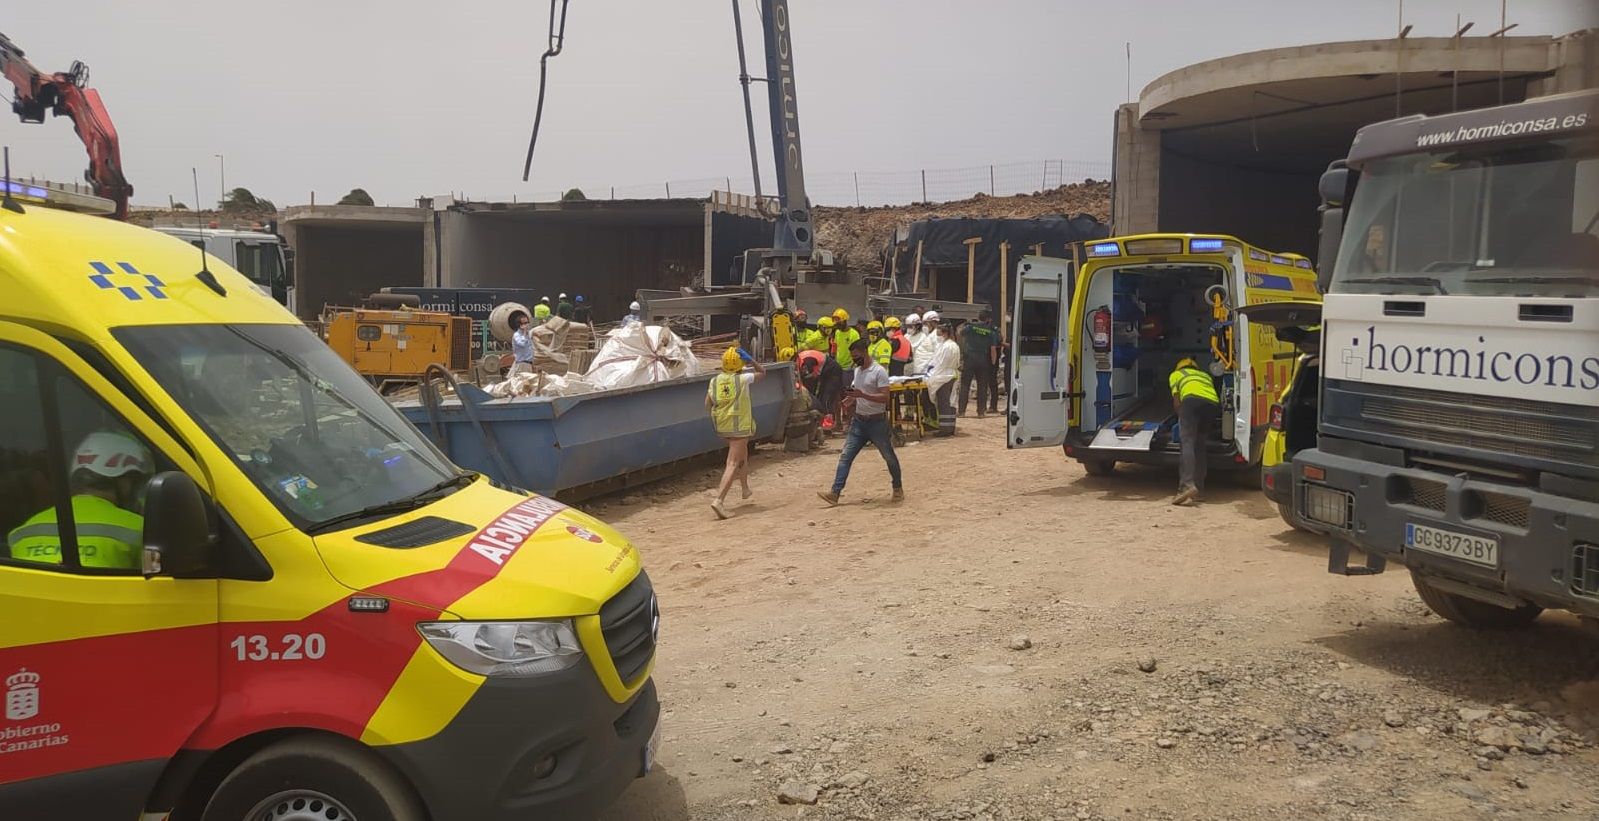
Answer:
top-left (832, 308), bottom-right (850, 323)
top-left (867, 320), bottom-right (883, 332)
top-left (778, 346), bottom-right (797, 361)
top-left (722, 347), bottom-right (744, 373)
top-left (1174, 357), bottom-right (1198, 370)
top-left (817, 316), bottom-right (835, 329)
top-left (884, 316), bottom-right (902, 329)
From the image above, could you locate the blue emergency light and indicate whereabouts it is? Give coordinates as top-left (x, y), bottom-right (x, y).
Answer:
top-left (1088, 242), bottom-right (1120, 257)
top-left (1190, 238), bottom-right (1225, 252)
top-left (2, 181), bottom-right (49, 200)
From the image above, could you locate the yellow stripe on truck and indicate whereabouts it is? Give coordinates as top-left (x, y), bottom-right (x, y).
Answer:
top-left (361, 643), bottom-right (485, 746)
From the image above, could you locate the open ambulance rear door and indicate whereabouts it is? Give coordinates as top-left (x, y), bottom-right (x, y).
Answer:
top-left (1007, 255), bottom-right (1073, 448)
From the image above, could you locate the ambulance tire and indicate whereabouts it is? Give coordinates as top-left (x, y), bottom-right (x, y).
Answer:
top-left (1410, 571), bottom-right (1542, 630)
top-left (1080, 458), bottom-right (1115, 477)
top-left (1276, 502), bottom-right (1310, 533)
top-left (202, 735), bottom-right (424, 821)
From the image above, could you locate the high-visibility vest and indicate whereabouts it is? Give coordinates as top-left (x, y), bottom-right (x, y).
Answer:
top-left (833, 328), bottom-right (861, 369)
top-left (708, 372), bottom-right (755, 438)
top-left (1169, 366), bottom-right (1219, 404)
top-left (890, 332), bottom-right (912, 363)
top-left (869, 337), bottom-right (892, 366)
top-left (8, 494), bottom-right (144, 569)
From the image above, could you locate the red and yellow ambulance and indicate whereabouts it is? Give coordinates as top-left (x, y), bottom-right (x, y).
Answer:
top-left (0, 201), bottom-right (659, 819)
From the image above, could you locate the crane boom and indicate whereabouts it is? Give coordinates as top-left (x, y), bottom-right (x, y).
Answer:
top-left (0, 31), bottom-right (132, 219)
top-left (758, 0), bottom-right (812, 254)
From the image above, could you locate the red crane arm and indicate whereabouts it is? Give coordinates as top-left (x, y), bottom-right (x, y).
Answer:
top-left (0, 32), bottom-right (132, 219)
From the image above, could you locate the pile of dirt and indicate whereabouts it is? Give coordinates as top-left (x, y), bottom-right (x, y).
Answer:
top-left (813, 180), bottom-right (1112, 272)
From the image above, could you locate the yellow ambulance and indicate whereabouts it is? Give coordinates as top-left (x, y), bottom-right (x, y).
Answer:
top-left (1007, 234), bottom-right (1319, 480)
top-left (0, 200), bottom-right (659, 819)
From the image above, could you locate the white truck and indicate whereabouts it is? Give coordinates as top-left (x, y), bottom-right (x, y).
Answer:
top-left (153, 225), bottom-right (294, 310)
top-left (1297, 89), bottom-right (1597, 628)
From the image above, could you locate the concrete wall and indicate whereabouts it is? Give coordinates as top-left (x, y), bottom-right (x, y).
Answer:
top-left (1157, 151), bottom-right (1323, 259)
top-left (1111, 103), bottom-right (1160, 234)
top-left (439, 213), bottom-right (703, 321)
top-left (291, 224), bottom-right (424, 317)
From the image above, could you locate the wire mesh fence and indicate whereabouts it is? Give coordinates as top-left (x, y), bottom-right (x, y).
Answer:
top-left (494, 158), bottom-right (1111, 207)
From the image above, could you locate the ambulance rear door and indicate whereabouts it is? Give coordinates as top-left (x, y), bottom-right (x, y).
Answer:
top-left (1007, 256), bottom-right (1073, 448)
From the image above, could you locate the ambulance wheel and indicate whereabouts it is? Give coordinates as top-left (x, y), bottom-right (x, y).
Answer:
top-left (1276, 502), bottom-right (1310, 532)
top-left (1080, 458), bottom-right (1116, 477)
top-left (1410, 571), bottom-right (1541, 630)
top-left (202, 736), bottom-right (424, 821)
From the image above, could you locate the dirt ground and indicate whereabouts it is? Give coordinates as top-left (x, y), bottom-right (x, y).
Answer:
top-left (588, 414), bottom-right (1599, 821)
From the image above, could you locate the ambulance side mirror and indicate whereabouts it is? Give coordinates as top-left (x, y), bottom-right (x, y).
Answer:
top-left (142, 471), bottom-right (217, 579)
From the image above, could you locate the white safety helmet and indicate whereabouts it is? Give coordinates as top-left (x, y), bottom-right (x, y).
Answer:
top-left (922, 310), bottom-right (941, 323)
top-left (541, 296), bottom-right (551, 303)
top-left (905, 312), bottom-right (921, 326)
top-left (559, 292), bottom-right (568, 299)
top-left (629, 300), bottom-right (642, 311)
top-left (72, 431), bottom-right (152, 480)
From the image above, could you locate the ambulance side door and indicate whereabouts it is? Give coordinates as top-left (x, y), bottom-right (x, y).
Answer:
top-left (0, 323), bottom-right (218, 817)
top-left (1007, 256), bottom-right (1073, 448)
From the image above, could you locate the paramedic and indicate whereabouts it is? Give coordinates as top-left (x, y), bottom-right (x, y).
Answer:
top-left (1169, 357), bottom-right (1220, 507)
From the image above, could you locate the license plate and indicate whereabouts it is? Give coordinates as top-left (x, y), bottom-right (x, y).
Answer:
top-left (1405, 522), bottom-right (1499, 568)
top-left (641, 720), bottom-right (662, 775)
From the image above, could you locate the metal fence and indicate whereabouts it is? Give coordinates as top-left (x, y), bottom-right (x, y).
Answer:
top-left (497, 158), bottom-right (1111, 207)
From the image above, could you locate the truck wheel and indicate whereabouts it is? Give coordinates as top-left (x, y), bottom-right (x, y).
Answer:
top-left (201, 736), bottom-right (424, 821)
top-left (1410, 572), bottom-right (1542, 630)
top-left (1080, 458), bottom-right (1115, 477)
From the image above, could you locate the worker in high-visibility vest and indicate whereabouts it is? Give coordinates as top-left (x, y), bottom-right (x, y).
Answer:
top-left (866, 320), bottom-right (892, 368)
top-left (1168, 357), bottom-right (1220, 507)
top-left (830, 309), bottom-right (860, 372)
top-left (9, 432), bottom-right (152, 569)
top-left (884, 316), bottom-right (912, 376)
top-left (706, 347), bottom-right (767, 520)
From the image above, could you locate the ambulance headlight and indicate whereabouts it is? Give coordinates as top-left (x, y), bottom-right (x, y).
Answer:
top-left (418, 620), bottom-right (584, 677)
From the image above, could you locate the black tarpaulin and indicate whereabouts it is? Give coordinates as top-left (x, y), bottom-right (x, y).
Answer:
top-left (890, 215), bottom-right (1109, 314)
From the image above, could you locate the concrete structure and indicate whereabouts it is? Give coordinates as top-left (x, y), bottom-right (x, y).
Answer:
top-left (1112, 28), bottom-right (1597, 261)
top-left (281, 192), bottom-right (772, 321)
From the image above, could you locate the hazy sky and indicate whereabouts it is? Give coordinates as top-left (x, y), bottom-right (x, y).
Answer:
top-left (3, 1), bottom-right (1593, 208)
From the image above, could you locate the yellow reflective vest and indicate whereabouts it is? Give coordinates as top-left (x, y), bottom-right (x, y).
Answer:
top-left (8, 494), bottom-right (145, 569)
top-left (708, 372), bottom-right (755, 438)
top-left (869, 337), bottom-right (892, 366)
top-left (1169, 365), bottom-right (1219, 404)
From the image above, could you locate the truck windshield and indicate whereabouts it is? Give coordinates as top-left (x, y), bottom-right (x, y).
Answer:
top-left (115, 323), bottom-right (462, 530)
top-left (233, 241), bottom-right (283, 288)
top-left (1333, 136), bottom-right (1599, 298)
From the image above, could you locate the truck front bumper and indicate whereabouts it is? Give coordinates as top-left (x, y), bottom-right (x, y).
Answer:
top-left (1295, 444), bottom-right (1599, 617)
top-left (379, 671), bottom-right (659, 821)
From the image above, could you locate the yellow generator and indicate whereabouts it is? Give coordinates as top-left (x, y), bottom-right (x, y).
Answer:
top-left (323, 306), bottom-right (472, 391)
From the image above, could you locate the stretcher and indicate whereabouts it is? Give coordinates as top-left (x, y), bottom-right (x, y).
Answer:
top-left (1086, 395), bottom-right (1175, 453)
top-left (889, 377), bottom-right (928, 446)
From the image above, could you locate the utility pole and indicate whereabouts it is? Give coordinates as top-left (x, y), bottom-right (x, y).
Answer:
top-left (214, 153), bottom-right (225, 207)
top-left (1452, 17), bottom-right (1474, 112)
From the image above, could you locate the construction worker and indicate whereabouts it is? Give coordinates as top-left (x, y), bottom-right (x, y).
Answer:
top-left (817, 339), bottom-right (903, 507)
top-left (885, 316), bottom-right (912, 376)
top-left (9, 432), bottom-right (151, 569)
top-left (867, 320), bottom-right (892, 368)
top-left (624, 300), bottom-right (642, 326)
top-left (534, 296), bottom-right (553, 323)
top-left (831, 308), bottom-right (860, 372)
top-left (1169, 357), bottom-right (1220, 507)
top-left (706, 347), bottom-right (767, 520)
top-left (510, 313), bottom-right (536, 376)
top-left (958, 307), bottom-right (1000, 418)
top-left (796, 310), bottom-right (826, 352)
top-left (556, 292), bottom-right (575, 320)
top-left (573, 294), bottom-right (592, 325)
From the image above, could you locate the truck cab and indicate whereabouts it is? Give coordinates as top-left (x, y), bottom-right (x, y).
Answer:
top-left (1007, 235), bottom-right (1319, 482)
top-left (153, 225), bottom-right (294, 311)
top-left (1, 204), bottom-right (659, 818)
top-left (1295, 89), bottom-right (1598, 628)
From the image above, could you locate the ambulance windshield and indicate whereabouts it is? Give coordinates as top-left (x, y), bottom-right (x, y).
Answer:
top-left (117, 323), bottom-right (462, 529)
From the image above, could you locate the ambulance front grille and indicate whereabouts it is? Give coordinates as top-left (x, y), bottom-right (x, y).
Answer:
top-left (599, 571), bottom-right (657, 685)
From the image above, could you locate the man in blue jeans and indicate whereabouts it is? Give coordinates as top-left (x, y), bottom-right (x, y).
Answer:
top-left (819, 339), bottom-right (904, 506)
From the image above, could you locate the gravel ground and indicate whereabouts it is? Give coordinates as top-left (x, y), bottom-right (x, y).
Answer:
top-left (589, 414), bottom-right (1599, 820)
